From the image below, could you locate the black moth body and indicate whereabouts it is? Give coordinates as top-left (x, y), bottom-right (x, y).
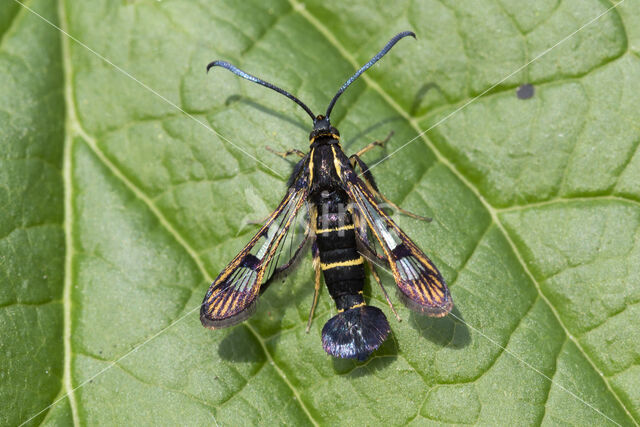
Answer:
top-left (309, 127), bottom-right (391, 359)
top-left (201, 32), bottom-right (453, 360)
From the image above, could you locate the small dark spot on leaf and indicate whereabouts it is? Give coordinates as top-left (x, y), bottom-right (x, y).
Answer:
top-left (517, 84), bottom-right (534, 99)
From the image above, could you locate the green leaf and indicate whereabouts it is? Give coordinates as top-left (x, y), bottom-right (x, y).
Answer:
top-left (2, 0), bottom-right (639, 425)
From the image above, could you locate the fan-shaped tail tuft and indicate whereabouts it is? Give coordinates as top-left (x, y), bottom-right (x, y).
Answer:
top-left (321, 306), bottom-right (390, 361)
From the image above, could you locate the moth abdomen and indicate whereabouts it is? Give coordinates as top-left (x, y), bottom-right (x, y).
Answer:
top-left (313, 187), bottom-right (389, 359)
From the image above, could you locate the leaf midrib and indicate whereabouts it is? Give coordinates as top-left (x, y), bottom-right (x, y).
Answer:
top-left (60, 0), bottom-right (79, 424)
top-left (55, 2), bottom-right (318, 424)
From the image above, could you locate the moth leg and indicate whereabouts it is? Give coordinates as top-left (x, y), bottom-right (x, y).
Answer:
top-left (378, 191), bottom-right (431, 222)
top-left (365, 256), bottom-right (401, 322)
top-left (246, 215), bottom-right (270, 226)
top-left (266, 146), bottom-right (306, 159)
top-left (306, 240), bottom-right (322, 333)
top-left (350, 154), bottom-right (432, 222)
top-left (354, 131), bottom-right (394, 157)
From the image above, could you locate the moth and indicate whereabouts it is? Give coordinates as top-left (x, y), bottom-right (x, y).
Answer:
top-left (201, 31), bottom-right (452, 360)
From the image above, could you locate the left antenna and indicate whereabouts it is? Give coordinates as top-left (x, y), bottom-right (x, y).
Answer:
top-left (207, 60), bottom-right (316, 121)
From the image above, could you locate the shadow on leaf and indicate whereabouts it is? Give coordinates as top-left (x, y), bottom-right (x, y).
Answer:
top-left (217, 326), bottom-right (266, 363)
top-left (410, 305), bottom-right (470, 349)
top-left (225, 95), bottom-right (308, 131)
top-left (410, 82), bottom-right (444, 116)
top-left (343, 115), bottom-right (405, 153)
top-left (252, 268), bottom-right (318, 354)
top-left (331, 331), bottom-right (399, 377)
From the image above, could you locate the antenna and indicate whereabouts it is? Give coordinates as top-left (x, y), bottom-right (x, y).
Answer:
top-left (207, 60), bottom-right (316, 121)
top-left (325, 31), bottom-right (416, 119)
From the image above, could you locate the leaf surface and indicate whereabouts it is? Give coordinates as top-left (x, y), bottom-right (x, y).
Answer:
top-left (1, 0), bottom-right (639, 425)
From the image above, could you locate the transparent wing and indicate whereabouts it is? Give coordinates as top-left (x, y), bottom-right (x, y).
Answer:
top-left (350, 204), bottom-right (387, 263)
top-left (345, 179), bottom-right (452, 316)
top-left (201, 175), bottom-right (308, 329)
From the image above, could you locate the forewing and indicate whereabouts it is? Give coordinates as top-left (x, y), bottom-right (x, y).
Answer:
top-left (201, 178), bottom-right (308, 329)
top-left (345, 179), bottom-right (452, 316)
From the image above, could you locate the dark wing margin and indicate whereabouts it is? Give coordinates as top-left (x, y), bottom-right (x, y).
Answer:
top-left (344, 178), bottom-right (452, 317)
top-left (201, 174), bottom-right (308, 329)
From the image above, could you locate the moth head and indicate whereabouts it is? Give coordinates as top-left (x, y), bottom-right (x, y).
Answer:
top-left (309, 115), bottom-right (340, 143)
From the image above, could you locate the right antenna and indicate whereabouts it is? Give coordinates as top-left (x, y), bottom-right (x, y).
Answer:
top-left (324, 31), bottom-right (416, 119)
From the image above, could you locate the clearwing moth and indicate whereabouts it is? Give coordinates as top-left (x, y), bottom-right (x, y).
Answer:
top-left (201, 31), bottom-right (452, 360)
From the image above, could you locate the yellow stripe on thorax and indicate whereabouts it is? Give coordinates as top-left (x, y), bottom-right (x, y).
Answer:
top-left (330, 145), bottom-right (342, 177)
top-left (320, 257), bottom-right (363, 270)
top-left (316, 224), bottom-right (355, 234)
top-left (308, 147), bottom-right (315, 184)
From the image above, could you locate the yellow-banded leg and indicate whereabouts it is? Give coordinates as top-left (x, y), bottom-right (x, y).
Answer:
top-left (246, 215), bottom-right (270, 226)
top-left (306, 241), bottom-right (322, 333)
top-left (354, 131), bottom-right (394, 157)
top-left (350, 152), bottom-right (431, 222)
top-left (364, 257), bottom-right (401, 322)
top-left (266, 146), bottom-right (306, 159)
